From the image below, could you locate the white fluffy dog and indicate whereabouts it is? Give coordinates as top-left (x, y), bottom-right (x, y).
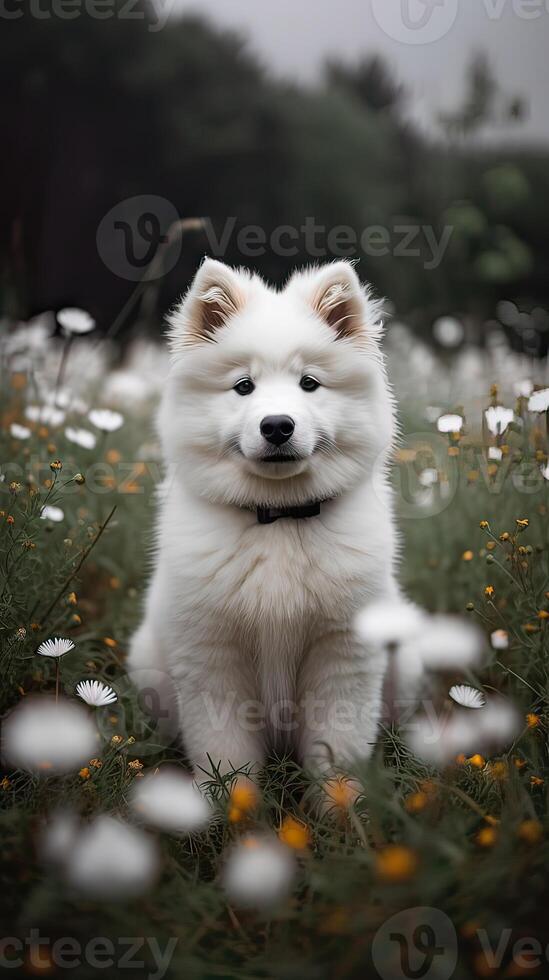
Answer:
top-left (129, 258), bottom-right (400, 780)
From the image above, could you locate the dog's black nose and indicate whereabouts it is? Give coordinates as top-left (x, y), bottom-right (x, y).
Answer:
top-left (260, 415), bottom-right (295, 446)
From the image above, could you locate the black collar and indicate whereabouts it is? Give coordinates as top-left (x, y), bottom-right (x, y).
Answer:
top-left (256, 501), bottom-right (322, 524)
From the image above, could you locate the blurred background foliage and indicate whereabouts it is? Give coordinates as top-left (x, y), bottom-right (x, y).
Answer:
top-left (2, 0), bottom-right (549, 347)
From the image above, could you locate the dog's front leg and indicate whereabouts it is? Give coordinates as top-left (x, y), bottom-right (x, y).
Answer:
top-left (297, 630), bottom-right (387, 772)
top-left (171, 644), bottom-right (265, 784)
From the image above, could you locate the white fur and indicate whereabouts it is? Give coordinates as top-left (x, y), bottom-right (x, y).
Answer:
top-left (128, 259), bottom-right (400, 780)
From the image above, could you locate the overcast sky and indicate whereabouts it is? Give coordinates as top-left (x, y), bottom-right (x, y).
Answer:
top-left (171, 0), bottom-right (548, 144)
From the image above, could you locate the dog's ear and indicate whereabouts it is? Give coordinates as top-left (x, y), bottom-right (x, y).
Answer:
top-left (170, 259), bottom-right (247, 346)
top-left (305, 262), bottom-right (378, 341)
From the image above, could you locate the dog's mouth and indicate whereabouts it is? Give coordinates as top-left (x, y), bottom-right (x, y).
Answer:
top-left (260, 454), bottom-right (301, 464)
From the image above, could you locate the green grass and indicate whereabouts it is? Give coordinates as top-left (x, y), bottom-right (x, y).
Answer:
top-left (1, 358), bottom-right (549, 980)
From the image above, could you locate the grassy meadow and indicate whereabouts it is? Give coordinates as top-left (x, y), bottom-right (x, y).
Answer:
top-left (1, 319), bottom-right (549, 979)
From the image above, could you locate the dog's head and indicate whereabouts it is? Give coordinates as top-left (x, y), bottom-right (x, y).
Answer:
top-left (161, 259), bottom-right (395, 507)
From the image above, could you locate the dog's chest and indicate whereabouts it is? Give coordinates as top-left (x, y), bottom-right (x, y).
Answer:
top-left (187, 516), bottom-right (371, 628)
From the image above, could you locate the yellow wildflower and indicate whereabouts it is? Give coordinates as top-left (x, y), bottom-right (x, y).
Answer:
top-left (278, 816), bottom-right (311, 851)
top-left (517, 820), bottom-right (543, 845)
top-left (476, 826), bottom-right (497, 848)
top-left (325, 777), bottom-right (359, 809)
top-left (376, 845), bottom-right (419, 883)
top-left (404, 791), bottom-right (429, 814)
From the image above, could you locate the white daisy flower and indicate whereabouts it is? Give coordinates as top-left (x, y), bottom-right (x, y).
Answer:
top-left (513, 379), bottom-right (533, 398)
top-left (25, 404), bottom-right (66, 427)
top-left (131, 767), bottom-right (211, 835)
top-left (39, 808), bottom-right (80, 866)
top-left (2, 696), bottom-right (97, 775)
top-left (40, 505), bottom-right (64, 523)
top-left (488, 446), bottom-right (503, 461)
top-left (65, 426), bottom-right (97, 450)
top-left (528, 388), bottom-right (549, 413)
top-left (477, 699), bottom-right (520, 743)
top-left (424, 406), bottom-right (442, 423)
top-left (485, 406), bottom-right (514, 436)
top-left (37, 637), bottom-right (75, 659)
top-left (418, 468), bottom-right (438, 487)
top-left (432, 316), bottom-right (463, 348)
top-left (65, 815), bottom-right (159, 899)
top-left (76, 680), bottom-right (117, 707)
top-left (402, 615), bottom-right (484, 671)
top-left (449, 684), bottom-right (485, 709)
top-left (406, 697), bottom-right (519, 768)
top-left (491, 629), bottom-right (509, 650)
top-left (10, 423), bottom-right (31, 440)
top-left (437, 413), bottom-right (463, 434)
top-left (57, 308), bottom-right (95, 336)
top-left (222, 836), bottom-right (295, 908)
top-left (406, 711), bottom-right (477, 767)
top-left (88, 409), bottom-right (124, 433)
top-left (355, 599), bottom-right (425, 650)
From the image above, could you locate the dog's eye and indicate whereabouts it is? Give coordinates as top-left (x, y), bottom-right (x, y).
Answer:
top-left (233, 377), bottom-right (255, 396)
top-left (300, 375), bottom-right (321, 392)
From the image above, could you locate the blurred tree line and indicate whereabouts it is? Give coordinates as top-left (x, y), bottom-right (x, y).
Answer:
top-left (2, 0), bottom-right (548, 345)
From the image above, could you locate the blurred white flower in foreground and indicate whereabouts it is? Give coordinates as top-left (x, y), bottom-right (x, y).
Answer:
top-left (39, 808), bottom-right (80, 866)
top-left (131, 766), bottom-right (211, 835)
top-left (514, 379), bottom-right (533, 398)
top-left (65, 815), bottom-right (159, 899)
top-left (10, 423), bottom-right (31, 440)
top-left (432, 316), bottom-right (464, 348)
top-left (401, 615), bottom-right (484, 671)
top-left (58, 308), bottom-right (95, 336)
top-left (437, 414), bottom-right (463, 434)
top-left (407, 697), bottom-right (519, 767)
top-left (40, 505), bottom-right (64, 523)
top-left (418, 468), bottom-right (438, 487)
top-left (222, 836), bottom-right (295, 908)
top-left (4, 314), bottom-right (53, 355)
top-left (424, 406), bottom-right (442, 423)
top-left (88, 408), bottom-right (124, 433)
top-left (2, 696), bottom-right (98, 774)
top-left (355, 599), bottom-right (425, 650)
top-left (25, 404), bottom-right (65, 427)
top-left (449, 684), bottom-right (485, 709)
top-left (528, 388), bottom-right (549, 413)
top-left (491, 629), bottom-right (509, 650)
top-left (37, 637), bottom-right (75, 659)
top-left (485, 406), bottom-right (514, 436)
top-left (76, 680), bottom-right (117, 707)
top-left (541, 463), bottom-right (549, 482)
top-left (65, 426), bottom-right (97, 450)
